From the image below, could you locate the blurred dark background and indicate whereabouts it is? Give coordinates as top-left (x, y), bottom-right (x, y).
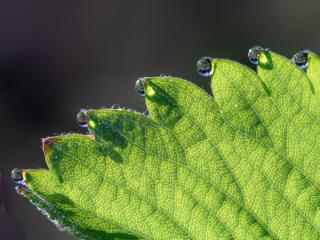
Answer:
top-left (1, 0), bottom-right (320, 239)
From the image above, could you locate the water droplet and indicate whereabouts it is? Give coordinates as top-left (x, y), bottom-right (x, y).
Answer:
top-left (248, 46), bottom-right (264, 65)
top-left (11, 168), bottom-right (24, 184)
top-left (76, 109), bottom-right (88, 128)
top-left (196, 57), bottom-right (213, 77)
top-left (135, 78), bottom-right (147, 96)
top-left (292, 50), bottom-right (309, 70)
top-left (111, 104), bottom-right (121, 110)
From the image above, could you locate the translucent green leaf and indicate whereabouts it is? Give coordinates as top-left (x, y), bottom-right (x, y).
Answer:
top-left (14, 50), bottom-right (320, 239)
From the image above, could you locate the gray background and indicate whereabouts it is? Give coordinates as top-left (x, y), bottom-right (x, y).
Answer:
top-left (1, 0), bottom-right (320, 239)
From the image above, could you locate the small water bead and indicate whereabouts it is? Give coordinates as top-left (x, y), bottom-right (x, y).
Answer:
top-left (196, 57), bottom-right (213, 77)
top-left (292, 50), bottom-right (309, 70)
top-left (11, 168), bottom-right (24, 184)
top-left (248, 46), bottom-right (265, 65)
top-left (111, 104), bottom-right (121, 110)
top-left (76, 109), bottom-right (88, 128)
top-left (135, 78), bottom-right (147, 96)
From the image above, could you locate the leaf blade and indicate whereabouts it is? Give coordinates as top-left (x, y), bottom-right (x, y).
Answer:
top-left (16, 49), bottom-right (320, 240)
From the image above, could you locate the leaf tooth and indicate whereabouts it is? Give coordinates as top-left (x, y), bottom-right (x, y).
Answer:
top-left (42, 136), bottom-right (66, 182)
top-left (42, 136), bottom-right (61, 156)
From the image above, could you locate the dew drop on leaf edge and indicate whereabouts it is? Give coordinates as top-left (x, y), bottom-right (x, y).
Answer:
top-left (135, 78), bottom-right (146, 96)
top-left (76, 109), bottom-right (88, 128)
top-left (292, 50), bottom-right (309, 70)
top-left (196, 57), bottom-right (213, 77)
top-left (111, 104), bottom-right (121, 110)
top-left (248, 45), bottom-right (265, 65)
top-left (11, 168), bottom-right (24, 184)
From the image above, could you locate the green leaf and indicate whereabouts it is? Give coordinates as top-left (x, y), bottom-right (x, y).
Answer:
top-left (15, 50), bottom-right (320, 239)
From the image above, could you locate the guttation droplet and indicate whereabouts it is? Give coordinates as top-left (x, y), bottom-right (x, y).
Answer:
top-left (196, 57), bottom-right (213, 77)
top-left (292, 50), bottom-right (309, 70)
top-left (76, 109), bottom-right (88, 128)
top-left (135, 78), bottom-right (147, 96)
top-left (11, 168), bottom-right (24, 184)
top-left (248, 45), bottom-right (265, 65)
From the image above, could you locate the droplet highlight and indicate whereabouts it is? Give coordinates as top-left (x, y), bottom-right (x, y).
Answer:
top-left (76, 109), bottom-right (88, 128)
top-left (135, 78), bottom-right (147, 96)
top-left (11, 168), bottom-right (24, 184)
top-left (248, 45), bottom-right (264, 65)
top-left (145, 84), bottom-right (156, 97)
top-left (292, 50), bottom-right (309, 70)
top-left (258, 50), bottom-right (273, 70)
top-left (88, 119), bottom-right (96, 129)
top-left (196, 57), bottom-right (213, 77)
